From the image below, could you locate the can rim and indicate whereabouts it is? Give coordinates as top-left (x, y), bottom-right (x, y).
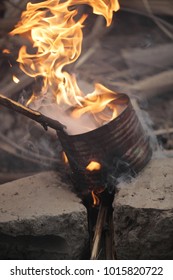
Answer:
top-left (65, 93), bottom-right (130, 138)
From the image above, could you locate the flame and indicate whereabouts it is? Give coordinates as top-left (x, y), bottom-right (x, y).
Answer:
top-left (71, 83), bottom-right (119, 124)
top-left (91, 191), bottom-right (100, 206)
top-left (2, 49), bottom-right (11, 54)
top-left (10, 0), bottom-right (120, 132)
top-left (12, 75), bottom-right (20, 84)
top-left (26, 94), bottom-right (39, 107)
top-left (62, 151), bottom-right (69, 164)
top-left (86, 161), bottom-right (101, 171)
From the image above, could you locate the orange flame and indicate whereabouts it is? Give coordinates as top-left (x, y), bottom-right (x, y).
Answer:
top-left (62, 151), bottom-right (69, 164)
top-left (10, 0), bottom-right (120, 132)
top-left (91, 191), bottom-right (100, 206)
top-left (86, 160), bottom-right (101, 171)
top-left (2, 49), bottom-right (11, 54)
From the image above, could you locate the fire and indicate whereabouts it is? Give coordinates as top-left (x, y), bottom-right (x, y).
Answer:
top-left (2, 49), bottom-right (11, 54)
top-left (12, 75), bottom-right (20, 84)
top-left (62, 151), bottom-right (69, 164)
top-left (10, 0), bottom-right (120, 132)
top-left (91, 191), bottom-right (100, 206)
top-left (86, 161), bottom-right (101, 171)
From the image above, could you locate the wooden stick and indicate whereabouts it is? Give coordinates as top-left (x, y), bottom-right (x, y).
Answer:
top-left (142, 0), bottom-right (173, 40)
top-left (0, 94), bottom-right (66, 132)
top-left (105, 210), bottom-right (116, 260)
top-left (121, 0), bottom-right (173, 16)
top-left (90, 204), bottom-right (107, 260)
top-left (0, 132), bottom-right (60, 167)
top-left (154, 128), bottom-right (173, 136)
top-left (122, 44), bottom-right (173, 71)
top-left (131, 70), bottom-right (173, 100)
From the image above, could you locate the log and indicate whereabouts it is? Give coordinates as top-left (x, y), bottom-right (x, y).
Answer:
top-left (131, 70), bottom-right (173, 100)
top-left (122, 44), bottom-right (173, 74)
top-left (105, 69), bottom-right (173, 100)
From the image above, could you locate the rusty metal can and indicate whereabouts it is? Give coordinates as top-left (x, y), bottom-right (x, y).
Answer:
top-left (58, 93), bottom-right (152, 195)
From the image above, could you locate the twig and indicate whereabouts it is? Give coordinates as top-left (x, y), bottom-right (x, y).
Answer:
top-left (154, 128), bottom-right (173, 136)
top-left (131, 70), bottom-right (173, 99)
top-left (0, 132), bottom-right (60, 167)
top-left (105, 211), bottom-right (116, 260)
top-left (121, 0), bottom-right (173, 16)
top-left (121, 7), bottom-right (173, 31)
top-left (142, 0), bottom-right (173, 40)
top-left (0, 94), bottom-right (66, 132)
top-left (122, 44), bottom-right (173, 71)
top-left (90, 204), bottom-right (108, 260)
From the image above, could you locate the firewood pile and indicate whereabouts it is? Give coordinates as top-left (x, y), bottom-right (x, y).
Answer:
top-left (0, 0), bottom-right (173, 184)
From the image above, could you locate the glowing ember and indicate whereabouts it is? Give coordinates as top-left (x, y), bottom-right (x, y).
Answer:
top-left (10, 0), bottom-right (120, 134)
top-left (2, 49), bottom-right (11, 54)
top-left (12, 75), bottom-right (20, 84)
top-left (86, 161), bottom-right (101, 171)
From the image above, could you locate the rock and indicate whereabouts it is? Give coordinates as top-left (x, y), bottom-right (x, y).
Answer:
top-left (113, 158), bottom-right (173, 259)
top-left (0, 171), bottom-right (88, 260)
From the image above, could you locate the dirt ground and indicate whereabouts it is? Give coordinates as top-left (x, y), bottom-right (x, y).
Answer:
top-left (0, 7), bottom-right (173, 184)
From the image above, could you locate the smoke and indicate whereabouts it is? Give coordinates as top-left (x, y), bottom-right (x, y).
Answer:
top-left (29, 94), bottom-right (99, 135)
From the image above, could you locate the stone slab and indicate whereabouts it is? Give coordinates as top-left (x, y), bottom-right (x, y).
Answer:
top-left (0, 171), bottom-right (88, 259)
top-left (114, 158), bottom-right (173, 259)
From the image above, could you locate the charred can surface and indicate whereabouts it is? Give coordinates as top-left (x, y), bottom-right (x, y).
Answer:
top-left (58, 93), bottom-right (152, 194)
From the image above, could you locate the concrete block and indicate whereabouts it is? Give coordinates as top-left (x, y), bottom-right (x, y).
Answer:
top-left (114, 158), bottom-right (173, 259)
top-left (0, 171), bottom-right (88, 259)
